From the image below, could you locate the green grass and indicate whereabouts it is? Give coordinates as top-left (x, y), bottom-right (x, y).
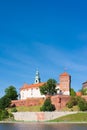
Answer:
top-left (8, 105), bottom-right (41, 112)
top-left (17, 105), bottom-right (41, 112)
top-left (50, 112), bottom-right (87, 122)
top-left (62, 106), bottom-right (79, 111)
top-left (8, 105), bottom-right (79, 113)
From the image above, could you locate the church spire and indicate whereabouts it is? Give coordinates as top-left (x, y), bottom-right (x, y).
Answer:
top-left (34, 69), bottom-right (41, 84)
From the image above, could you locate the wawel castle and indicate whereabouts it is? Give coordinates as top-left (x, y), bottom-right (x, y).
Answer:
top-left (12, 70), bottom-right (71, 109)
top-left (20, 70), bottom-right (71, 99)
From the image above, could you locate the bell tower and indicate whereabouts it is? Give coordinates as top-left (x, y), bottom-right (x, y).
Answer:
top-left (34, 69), bottom-right (41, 84)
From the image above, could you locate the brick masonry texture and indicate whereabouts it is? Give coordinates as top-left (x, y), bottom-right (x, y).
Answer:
top-left (11, 95), bottom-right (70, 110)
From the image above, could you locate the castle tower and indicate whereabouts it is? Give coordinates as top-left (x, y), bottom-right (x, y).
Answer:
top-left (34, 70), bottom-right (41, 84)
top-left (59, 72), bottom-right (71, 95)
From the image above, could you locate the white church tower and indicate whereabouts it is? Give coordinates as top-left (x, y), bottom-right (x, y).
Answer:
top-left (34, 69), bottom-right (41, 84)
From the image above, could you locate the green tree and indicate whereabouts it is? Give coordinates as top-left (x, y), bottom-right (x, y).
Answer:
top-left (0, 96), bottom-right (11, 110)
top-left (40, 98), bottom-right (55, 111)
top-left (5, 86), bottom-right (18, 100)
top-left (80, 88), bottom-right (87, 95)
top-left (78, 98), bottom-right (87, 111)
top-left (67, 96), bottom-right (78, 108)
top-left (70, 88), bottom-right (76, 96)
top-left (40, 79), bottom-right (57, 95)
top-left (66, 96), bottom-right (87, 111)
top-left (0, 110), bottom-right (9, 121)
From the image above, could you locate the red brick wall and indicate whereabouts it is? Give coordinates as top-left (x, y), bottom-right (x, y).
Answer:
top-left (11, 95), bottom-right (87, 110)
top-left (11, 95), bottom-right (70, 110)
top-left (51, 95), bottom-right (70, 110)
top-left (59, 74), bottom-right (71, 93)
top-left (11, 98), bottom-right (45, 107)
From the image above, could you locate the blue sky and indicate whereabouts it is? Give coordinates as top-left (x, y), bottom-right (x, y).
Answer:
top-left (0, 0), bottom-right (87, 96)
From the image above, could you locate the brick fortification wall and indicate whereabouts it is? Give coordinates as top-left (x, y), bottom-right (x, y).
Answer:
top-left (51, 95), bottom-right (70, 110)
top-left (11, 95), bottom-right (87, 110)
top-left (11, 98), bottom-right (45, 107)
top-left (11, 95), bottom-right (70, 110)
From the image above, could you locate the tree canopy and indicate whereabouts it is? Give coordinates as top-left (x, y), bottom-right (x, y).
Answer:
top-left (80, 88), bottom-right (87, 95)
top-left (70, 88), bottom-right (76, 96)
top-left (40, 79), bottom-right (57, 95)
top-left (0, 96), bottom-right (11, 110)
top-left (5, 86), bottom-right (18, 100)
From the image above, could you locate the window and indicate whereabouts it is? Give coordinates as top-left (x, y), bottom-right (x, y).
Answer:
top-left (31, 88), bottom-right (33, 95)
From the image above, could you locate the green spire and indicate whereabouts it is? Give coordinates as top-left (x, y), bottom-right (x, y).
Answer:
top-left (34, 69), bottom-right (41, 84)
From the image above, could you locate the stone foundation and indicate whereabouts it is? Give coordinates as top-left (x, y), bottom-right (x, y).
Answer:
top-left (13, 111), bottom-right (77, 121)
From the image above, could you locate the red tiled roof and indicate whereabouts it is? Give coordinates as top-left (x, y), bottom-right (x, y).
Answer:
top-left (60, 72), bottom-right (70, 76)
top-left (20, 82), bottom-right (45, 91)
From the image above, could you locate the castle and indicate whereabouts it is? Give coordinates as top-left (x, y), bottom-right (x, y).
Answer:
top-left (12, 70), bottom-right (71, 109)
top-left (20, 70), bottom-right (71, 99)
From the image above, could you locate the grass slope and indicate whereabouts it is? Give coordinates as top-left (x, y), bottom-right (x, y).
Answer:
top-left (8, 105), bottom-right (41, 112)
top-left (50, 112), bottom-right (87, 122)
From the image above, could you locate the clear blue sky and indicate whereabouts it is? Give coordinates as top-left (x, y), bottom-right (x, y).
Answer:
top-left (0, 0), bottom-right (87, 96)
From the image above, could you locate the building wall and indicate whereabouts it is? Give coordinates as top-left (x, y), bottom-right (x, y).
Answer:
top-left (59, 73), bottom-right (71, 95)
top-left (20, 88), bottom-right (45, 99)
top-left (20, 72), bottom-right (71, 100)
top-left (82, 81), bottom-right (87, 89)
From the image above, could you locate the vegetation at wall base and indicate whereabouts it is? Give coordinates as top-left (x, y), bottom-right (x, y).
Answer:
top-left (66, 96), bottom-right (87, 111)
top-left (40, 98), bottom-right (55, 111)
top-left (0, 109), bottom-right (14, 121)
top-left (11, 107), bottom-right (17, 112)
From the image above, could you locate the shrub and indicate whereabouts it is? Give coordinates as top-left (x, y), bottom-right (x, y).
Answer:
top-left (67, 96), bottom-right (78, 108)
top-left (0, 110), bottom-right (9, 120)
top-left (67, 101), bottom-right (73, 108)
top-left (40, 98), bottom-right (55, 111)
top-left (11, 107), bottom-right (17, 112)
top-left (78, 98), bottom-right (87, 111)
top-left (9, 113), bottom-right (14, 118)
top-left (67, 96), bottom-right (87, 111)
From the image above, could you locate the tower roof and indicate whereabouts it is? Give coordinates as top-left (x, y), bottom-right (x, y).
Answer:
top-left (60, 72), bottom-right (70, 76)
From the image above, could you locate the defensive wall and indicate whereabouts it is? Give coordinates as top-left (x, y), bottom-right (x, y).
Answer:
top-left (13, 111), bottom-right (77, 121)
top-left (12, 95), bottom-right (87, 110)
top-left (11, 95), bottom-right (70, 110)
top-left (11, 98), bottom-right (45, 107)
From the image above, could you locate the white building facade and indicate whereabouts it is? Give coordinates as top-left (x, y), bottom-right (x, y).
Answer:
top-left (20, 70), bottom-right (45, 99)
top-left (20, 71), bottom-right (71, 100)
